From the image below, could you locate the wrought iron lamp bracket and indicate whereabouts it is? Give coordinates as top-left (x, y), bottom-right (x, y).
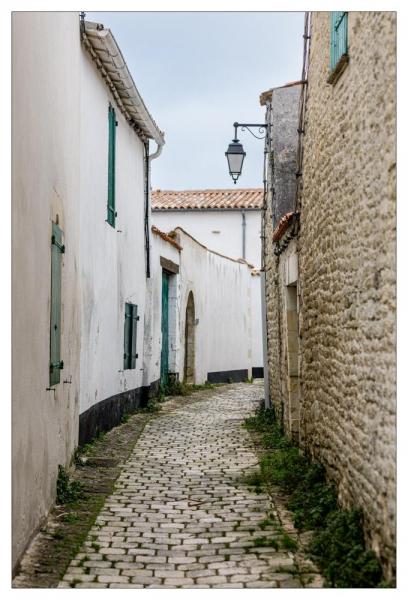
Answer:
top-left (233, 122), bottom-right (269, 141)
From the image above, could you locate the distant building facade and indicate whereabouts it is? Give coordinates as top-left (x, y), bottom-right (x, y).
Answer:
top-left (152, 189), bottom-right (264, 376)
top-left (152, 189), bottom-right (263, 267)
top-left (261, 12), bottom-right (396, 580)
top-left (151, 226), bottom-right (261, 386)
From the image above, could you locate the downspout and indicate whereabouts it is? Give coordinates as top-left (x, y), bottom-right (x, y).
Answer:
top-left (241, 209), bottom-right (246, 260)
top-left (144, 142), bottom-right (151, 278)
top-left (261, 100), bottom-right (272, 409)
top-left (144, 140), bottom-right (164, 278)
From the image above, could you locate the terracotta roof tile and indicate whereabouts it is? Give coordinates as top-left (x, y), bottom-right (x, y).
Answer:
top-left (272, 211), bottom-right (299, 243)
top-left (151, 225), bottom-right (183, 251)
top-left (152, 188), bottom-right (263, 210)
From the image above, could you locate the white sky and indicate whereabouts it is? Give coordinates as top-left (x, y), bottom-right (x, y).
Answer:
top-left (88, 11), bottom-right (305, 190)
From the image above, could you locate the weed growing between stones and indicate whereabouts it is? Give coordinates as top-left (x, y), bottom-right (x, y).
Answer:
top-left (160, 380), bottom-right (217, 397)
top-left (243, 406), bottom-right (388, 588)
top-left (258, 517), bottom-right (275, 530)
top-left (56, 466), bottom-right (83, 505)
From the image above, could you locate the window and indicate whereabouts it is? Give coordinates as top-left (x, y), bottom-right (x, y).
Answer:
top-left (124, 303), bottom-right (139, 370)
top-left (328, 12), bottom-right (349, 84)
top-left (107, 105), bottom-right (117, 227)
top-left (50, 222), bottom-right (64, 385)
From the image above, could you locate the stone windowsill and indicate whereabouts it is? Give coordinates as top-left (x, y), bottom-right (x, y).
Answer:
top-left (327, 53), bottom-right (349, 85)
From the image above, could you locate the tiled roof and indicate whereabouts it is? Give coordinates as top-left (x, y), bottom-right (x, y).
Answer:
top-left (152, 189), bottom-right (263, 210)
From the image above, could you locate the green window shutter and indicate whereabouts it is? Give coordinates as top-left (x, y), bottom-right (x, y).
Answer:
top-left (124, 303), bottom-right (139, 370)
top-left (124, 303), bottom-right (132, 370)
top-left (130, 304), bottom-right (139, 369)
top-left (330, 12), bottom-right (348, 71)
top-left (50, 222), bottom-right (64, 386)
top-left (107, 105), bottom-right (116, 228)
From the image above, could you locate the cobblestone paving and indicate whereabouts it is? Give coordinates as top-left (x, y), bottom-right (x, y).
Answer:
top-left (59, 382), bottom-right (320, 588)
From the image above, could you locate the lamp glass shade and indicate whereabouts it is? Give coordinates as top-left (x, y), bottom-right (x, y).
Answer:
top-left (225, 141), bottom-right (246, 180)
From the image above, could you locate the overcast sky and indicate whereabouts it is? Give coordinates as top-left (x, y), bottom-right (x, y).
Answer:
top-left (89, 11), bottom-right (304, 190)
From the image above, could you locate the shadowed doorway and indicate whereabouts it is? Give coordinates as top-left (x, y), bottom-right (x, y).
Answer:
top-left (184, 291), bottom-right (195, 383)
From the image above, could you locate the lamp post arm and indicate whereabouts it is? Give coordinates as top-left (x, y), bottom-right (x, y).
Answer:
top-left (233, 122), bottom-right (270, 141)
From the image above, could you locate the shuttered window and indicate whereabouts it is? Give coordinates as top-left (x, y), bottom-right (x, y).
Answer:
top-left (107, 105), bottom-right (116, 227)
top-left (124, 303), bottom-right (139, 370)
top-left (50, 222), bottom-right (64, 386)
top-left (330, 12), bottom-right (348, 71)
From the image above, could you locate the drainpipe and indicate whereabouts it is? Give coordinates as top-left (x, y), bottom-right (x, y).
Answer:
top-left (241, 209), bottom-right (246, 260)
top-left (260, 100), bottom-right (272, 409)
top-left (144, 140), bottom-right (164, 278)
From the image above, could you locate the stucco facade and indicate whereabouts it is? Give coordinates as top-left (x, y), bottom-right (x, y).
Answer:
top-left (12, 12), bottom-right (82, 569)
top-left (177, 229), bottom-right (258, 383)
top-left (153, 209), bottom-right (262, 267)
top-left (262, 12), bottom-right (396, 579)
top-left (152, 192), bottom-right (264, 374)
top-left (151, 227), bottom-right (261, 385)
top-left (11, 13), bottom-right (165, 571)
top-left (77, 43), bottom-right (154, 444)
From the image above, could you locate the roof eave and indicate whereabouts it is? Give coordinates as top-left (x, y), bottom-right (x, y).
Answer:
top-left (82, 20), bottom-right (165, 147)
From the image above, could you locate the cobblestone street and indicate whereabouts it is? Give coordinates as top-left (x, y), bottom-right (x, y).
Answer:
top-left (58, 382), bottom-right (321, 589)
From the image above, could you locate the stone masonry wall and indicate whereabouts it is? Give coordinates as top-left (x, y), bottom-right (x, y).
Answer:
top-left (263, 86), bottom-right (301, 432)
top-left (297, 12), bottom-right (396, 578)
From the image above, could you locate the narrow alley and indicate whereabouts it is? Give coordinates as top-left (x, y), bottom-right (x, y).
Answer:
top-left (57, 382), bottom-right (320, 589)
top-left (11, 10), bottom-right (396, 589)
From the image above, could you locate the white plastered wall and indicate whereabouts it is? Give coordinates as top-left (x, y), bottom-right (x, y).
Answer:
top-left (12, 12), bottom-right (82, 569)
top-left (251, 273), bottom-right (263, 370)
top-left (78, 49), bottom-right (148, 414)
top-left (152, 210), bottom-right (262, 267)
top-left (175, 229), bottom-right (255, 383)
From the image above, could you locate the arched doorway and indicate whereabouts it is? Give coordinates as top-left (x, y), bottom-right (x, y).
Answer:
top-left (184, 291), bottom-right (195, 383)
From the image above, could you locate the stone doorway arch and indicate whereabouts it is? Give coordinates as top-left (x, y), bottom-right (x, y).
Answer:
top-left (184, 291), bottom-right (195, 383)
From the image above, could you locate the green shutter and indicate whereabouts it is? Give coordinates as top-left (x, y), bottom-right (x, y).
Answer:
top-left (330, 12), bottom-right (348, 71)
top-left (107, 105), bottom-right (116, 227)
top-left (160, 272), bottom-right (169, 385)
top-left (130, 304), bottom-right (139, 369)
top-left (50, 222), bottom-right (64, 386)
top-left (124, 303), bottom-right (139, 370)
top-left (124, 303), bottom-right (132, 369)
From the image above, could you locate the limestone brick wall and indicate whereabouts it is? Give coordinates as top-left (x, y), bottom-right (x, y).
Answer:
top-left (297, 11), bottom-right (396, 578)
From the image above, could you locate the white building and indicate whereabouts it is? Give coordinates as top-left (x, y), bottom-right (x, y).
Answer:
top-left (12, 12), bottom-right (83, 571)
top-left (12, 13), bottom-right (164, 571)
top-left (152, 189), bottom-right (263, 267)
top-left (152, 189), bottom-right (264, 377)
top-left (151, 226), bottom-right (262, 384)
top-left (77, 20), bottom-right (164, 445)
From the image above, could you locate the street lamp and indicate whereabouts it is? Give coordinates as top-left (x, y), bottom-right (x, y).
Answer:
top-left (225, 121), bottom-right (269, 184)
top-left (225, 138), bottom-right (246, 184)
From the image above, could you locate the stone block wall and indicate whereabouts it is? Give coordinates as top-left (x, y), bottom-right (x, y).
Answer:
top-left (262, 11), bottom-right (396, 579)
top-left (297, 12), bottom-right (396, 578)
top-left (262, 85), bottom-right (301, 435)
